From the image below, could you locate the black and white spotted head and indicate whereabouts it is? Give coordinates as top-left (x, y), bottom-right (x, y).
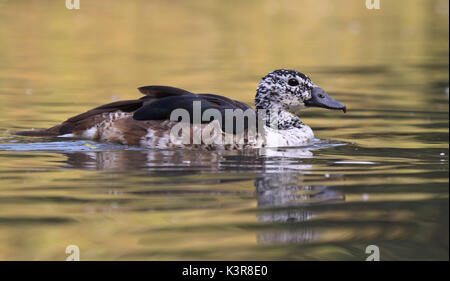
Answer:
top-left (255, 69), bottom-right (346, 113)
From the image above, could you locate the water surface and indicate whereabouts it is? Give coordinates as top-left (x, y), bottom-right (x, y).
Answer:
top-left (0, 0), bottom-right (448, 260)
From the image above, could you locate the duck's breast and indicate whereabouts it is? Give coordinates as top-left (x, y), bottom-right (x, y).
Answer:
top-left (263, 125), bottom-right (314, 147)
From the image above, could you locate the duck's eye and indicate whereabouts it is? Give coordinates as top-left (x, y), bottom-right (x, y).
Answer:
top-left (288, 79), bottom-right (299, 86)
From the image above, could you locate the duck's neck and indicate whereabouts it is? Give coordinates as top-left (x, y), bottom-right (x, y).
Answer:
top-left (255, 103), bottom-right (305, 130)
top-left (264, 110), bottom-right (305, 130)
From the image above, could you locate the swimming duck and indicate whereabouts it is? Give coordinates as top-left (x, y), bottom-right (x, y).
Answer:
top-left (15, 69), bottom-right (346, 149)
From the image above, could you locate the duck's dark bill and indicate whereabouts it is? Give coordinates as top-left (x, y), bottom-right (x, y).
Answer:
top-left (305, 86), bottom-right (347, 113)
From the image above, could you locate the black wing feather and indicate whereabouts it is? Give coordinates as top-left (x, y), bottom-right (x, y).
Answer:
top-left (133, 93), bottom-right (256, 134)
top-left (133, 95), bottom-right (226, 121)
top-left (138, 85), bottom-right (195, 98)
top-left (199, 94), bottom-right (253, 111)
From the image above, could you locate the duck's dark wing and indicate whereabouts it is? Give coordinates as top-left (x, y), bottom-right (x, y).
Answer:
top-left (133, 90), bottom-right (254, 121)
top-left (137, 86), bottom-right (252, 111)
top-left (133, 93), bottom-right (256, 133)
top-left (63, 86), bottom-right (195, 125)
top-left (198, 94), bottom-right (253, 112)
top-left (199, 94), bottom-right (257, 133)
top-left (133, 95), bottom-right (226, 121)
top-left (138, 85), bottom-right (195, 98)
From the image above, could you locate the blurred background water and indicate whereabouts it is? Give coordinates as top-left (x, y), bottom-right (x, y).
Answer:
top-left (0, 0), bottom-right (448, 260)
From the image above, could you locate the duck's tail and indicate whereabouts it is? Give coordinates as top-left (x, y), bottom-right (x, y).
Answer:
top-left (15, 124), bottom-right (64, 137)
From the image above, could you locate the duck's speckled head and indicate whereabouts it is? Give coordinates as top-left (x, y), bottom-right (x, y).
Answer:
top-left (255, 69), bottom-right (346, 113)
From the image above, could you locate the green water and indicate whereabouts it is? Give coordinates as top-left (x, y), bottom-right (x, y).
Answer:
top-left (0, 0), bottom-right (448, 260)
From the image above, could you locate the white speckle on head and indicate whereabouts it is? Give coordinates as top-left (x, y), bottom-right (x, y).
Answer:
top-left (255, 69), bottom-right (315, 114)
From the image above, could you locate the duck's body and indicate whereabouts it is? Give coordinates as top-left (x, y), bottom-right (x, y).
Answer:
top-left (58, 112), bottom-right (314, 149)
top-left (16, 69), bottom-right (346, 149)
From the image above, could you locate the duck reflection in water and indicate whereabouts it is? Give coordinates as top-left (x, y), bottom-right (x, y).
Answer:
top-left (63, 147), bottom-right (344, 244)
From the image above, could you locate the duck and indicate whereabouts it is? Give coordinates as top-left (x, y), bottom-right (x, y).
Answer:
top-left (15, 69), bottom-right (346, 149)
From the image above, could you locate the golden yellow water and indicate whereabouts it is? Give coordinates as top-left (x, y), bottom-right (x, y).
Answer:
top-left (0, 0), bottom-right (448, 260)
